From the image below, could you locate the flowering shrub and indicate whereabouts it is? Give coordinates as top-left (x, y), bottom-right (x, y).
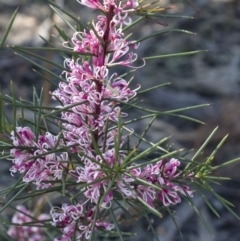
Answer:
top-left (1, 0), bottom-right (239, 240)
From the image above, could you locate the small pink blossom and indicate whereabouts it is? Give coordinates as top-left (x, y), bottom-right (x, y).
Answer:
top-left (11, 127), bottom-right (35, 146)
top-left (77, 0), bottom-right (104, 10)
top-left (125, 0), bottom-right (139, 9)
top-left (9, 130), bottom-right (67, 189)
top-left (137, 185), bottom-right (156, 207)
top-left (130, 158), bottom-right (194, 207)
top-left (7, 205), bottom-right (49, 241)
top-left (51, 204), bottom-right (114, 240)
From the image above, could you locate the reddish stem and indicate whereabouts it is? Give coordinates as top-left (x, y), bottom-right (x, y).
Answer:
top-left (93, 5), bottom-right (115, 145)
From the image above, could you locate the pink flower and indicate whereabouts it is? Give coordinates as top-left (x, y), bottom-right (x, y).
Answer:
top-left (125, 0), bottom-right (139, 8)
top-left (130, 158), bottom-right (194, 207)
top-left (51, 204), bottom-right (114, 240)
top-left (9, 129), bottom-right (36, 175)
top-left (137, 185), bottom-right (156, 207)
top-left (7, 205), bottom-right (48, 241)
top-left (77, 0), bottom-right (104, 10)
top-left (9, 130), bottom-right (67, 189)
top-left (11, 127), bottom-right (35, 146)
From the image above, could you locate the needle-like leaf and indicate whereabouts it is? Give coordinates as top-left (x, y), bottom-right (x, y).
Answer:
top-left (0, 8), bottom-right (18, 49)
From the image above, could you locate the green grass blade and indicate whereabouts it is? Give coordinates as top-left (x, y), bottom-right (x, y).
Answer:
top-left (122, 137), bottom-right (171, 167)
top-left (184, 195), bottom-right (214, 236)
top-left (0, 92), bottom-right (3, 133)
top-left (47, 0), bottom-right (87, 29)
top-left (143, 212), bottom-right (159, 241)
top-left (110, 208), bottom-right (124, 241)
top-left (111, 99), bottom-right (209, 115)
top-left (185, 126), bottom-right (219, 170)
top-left (194, 184), bottom-right (220, 218)
top-left (138, 82), bottom-right (171, 94)
top-left (138, 13), bottom-right (194, 19)
top-left (163, 104), bottom-right (210, 114)
top-left (50, 6), bottom-right (76, 32)
top-left (89, 201), bottom-right (99, 241)
top-left (0, 184), bottom-right (29, 213)
top-left (14, 52), bottom-right (66, 83)
top-left (205, 134), bottom-right (228, 166)
top-left (167, 113), bottom-right (205, 124)
top-left (54, 24), bottom-right (71, 42)
top-left (144, 50), bottom-right (208, 60)
top-left (10, 82), bottom-right (16, 132)
top-left (0, 8), bottom-right (18, 49)
top-left (33, 69), bottom-right (59, 87)
top-left (166, 206), bottom-right (183, 237)
top-left (115, 200), bottom-right (153, 241)
top-left (135, 116), bottom-right (156, 149)
top-left (124, 126), bottom-right (169, 154)
top-left (137, 196), bottom-right (163, 218)
top-left (9, 45), bottom-right (75, 54)
top-left (212, 192), bottom-right (240, 220)
top-left (211, 157), bottom-right (240, 171)
top-left (123, 16), bottom-right (145, 32)
top-left (136, 29), bottom-right (196, 43)
top-left (11, 46), bottom-right (68, 71)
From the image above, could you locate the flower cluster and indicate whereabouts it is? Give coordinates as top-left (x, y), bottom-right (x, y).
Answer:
top-left (7, 0), bottom-right (195, 240)
top-left (7, 205), bottom-right (48, 241)
top-left (50, 203), bottom-right (114, 241)
top-left (9, 127), bottom-right (68, 189)
top-left (131, 158), bottom-right (194, 206)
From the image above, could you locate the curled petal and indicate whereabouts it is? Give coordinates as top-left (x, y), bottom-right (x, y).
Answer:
top-left (77, 0), bottom-right (103, 10)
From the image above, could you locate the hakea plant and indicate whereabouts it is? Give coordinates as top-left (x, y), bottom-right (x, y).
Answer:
top-left (0, 0), bottom-right (240, 241)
